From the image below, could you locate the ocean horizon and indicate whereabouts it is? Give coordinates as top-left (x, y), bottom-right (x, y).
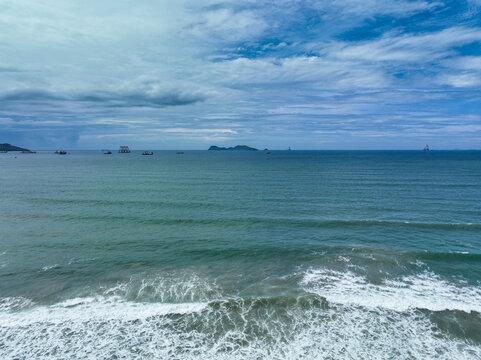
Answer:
top-left (9, 148), bottom-right (481, 151)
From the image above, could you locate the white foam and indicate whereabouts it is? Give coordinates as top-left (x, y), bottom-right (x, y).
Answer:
top-left (41, 264), bottom-right (59, 271)
top-left (409, 259), bottom-right (426, 268)
top-left (0, 296), bottom-right (34, 312)
top-left (0, 296), bottom-right (207, 327)
top-left (102, 271), bottom-right (222, 303)
top-left (301, 268), bottom-right (481, 312)
top-left (1, 269), bottom-right (480, 359)
top-left (1, 294), bottom-right (479, 360)
top-left (0, 251), bottom-right (6, 268)
top-left (337, 256), bottom-right (351, 263)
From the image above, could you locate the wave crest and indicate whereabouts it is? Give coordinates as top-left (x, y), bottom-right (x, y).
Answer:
top-left (301, 268), bottom-right (481, 312)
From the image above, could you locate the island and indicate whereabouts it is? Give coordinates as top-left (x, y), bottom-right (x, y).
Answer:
top-left (0, 143), bottom-right (31, 152)
top-left (208, 145), bottom-right (258, 151)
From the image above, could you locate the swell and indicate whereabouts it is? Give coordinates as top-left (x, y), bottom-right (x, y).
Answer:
top-left (5, 211), bottom-right (481, 231)
top-left (18, 197), bottom-right (222, 209)
top-left (416, 251), bottom-right (481, 262)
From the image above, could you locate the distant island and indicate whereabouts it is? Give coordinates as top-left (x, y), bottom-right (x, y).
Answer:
top-left (208, 145), bottom-right (258, 151)
top-left (0, 143), bottom-right (30, 152)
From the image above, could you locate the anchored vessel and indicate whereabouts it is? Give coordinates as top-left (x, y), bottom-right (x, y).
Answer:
top-left (423, 144), bottom-right (430, 151)
top-left (142, 151), bottom-right (154, 155)
top-left (118, 146), bottom-right (131, 153)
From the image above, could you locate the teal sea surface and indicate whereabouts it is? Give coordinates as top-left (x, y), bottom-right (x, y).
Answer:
top-left (1, 150), bottom-right (480, 359)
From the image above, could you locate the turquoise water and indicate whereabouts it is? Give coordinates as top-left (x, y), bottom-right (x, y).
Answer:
top-left (1, 150), bottom-right (480, 359)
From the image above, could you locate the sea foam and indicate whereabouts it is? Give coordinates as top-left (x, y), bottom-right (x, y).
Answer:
top-left (301, 268), bottom-right (481, 313)
top-left (1, 293), bottom-right (479, 360)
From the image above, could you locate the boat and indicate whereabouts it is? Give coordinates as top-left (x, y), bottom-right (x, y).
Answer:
top-left (142, 151), bottom-right (153, 155)
top-left (118, 146), bottom-right (131, 153)
top-left (21, 150), bottom-right (36, 154)
top-left (176, 151), bottom-right (184, 154)
top-left (104, 151), bottom-right (112, 155)
top-left (266, 151), bottom-right (271, 154)
top-left (423, 144), bottom-right (430, 151)
top-left (57, 151), bottom-right (67, 155)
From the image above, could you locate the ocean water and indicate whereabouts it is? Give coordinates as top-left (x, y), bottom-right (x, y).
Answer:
top-left (0, 150), bottom-right (480, 359)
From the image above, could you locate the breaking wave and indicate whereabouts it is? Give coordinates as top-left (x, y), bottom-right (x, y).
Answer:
top-left (1, 270), bottom-right (480, 359)
top-left (301, 268), bottom-right (481, 313)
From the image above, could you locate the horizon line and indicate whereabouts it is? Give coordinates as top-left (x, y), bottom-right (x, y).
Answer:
top-left (9, 148), bottom-right (481, 152)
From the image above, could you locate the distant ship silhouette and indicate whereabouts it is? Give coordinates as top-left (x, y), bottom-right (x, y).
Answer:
top-left (118, 145), bottom-right (131, 153)
top-left (423, 144), bottom-right (430, 151)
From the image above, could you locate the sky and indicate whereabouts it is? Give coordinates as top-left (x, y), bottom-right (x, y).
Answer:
top-left (1, 0), bottom-right (481, 150)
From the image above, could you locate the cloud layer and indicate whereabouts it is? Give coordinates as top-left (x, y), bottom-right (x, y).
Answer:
top-left (1, 0), bottom-right (481, 149)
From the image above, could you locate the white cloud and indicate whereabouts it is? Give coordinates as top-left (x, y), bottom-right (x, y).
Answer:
top-left (438, 73), bottom-right (481, 87)
top-left (328, 27), bottom-right (481, 62)
top-left (188, 8), bottom-right (268, 42)
top-left (445, 56), bottom-right (481, 71)
top-left (328, 0), bottom-right (443, 16)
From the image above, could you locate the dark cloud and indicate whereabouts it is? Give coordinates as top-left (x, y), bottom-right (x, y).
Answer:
top-left (1, 89), bottom-right (208, 108)
top-left (75, 90), bottom-right (208, 107)
top-left (0, 66), bottom-right (22, 73)
top-left (1, 90), bottom-right (63, 101)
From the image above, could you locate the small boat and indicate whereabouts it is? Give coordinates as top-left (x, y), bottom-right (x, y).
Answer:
top-left (21, 150), bottom-right (36, 154)
top-left (58, 151), bottom-right (67, 155)
top-left (104, 151), bottom-right (112, 155)
top-left (423, 144), bottom-right (430, 151)
top-left (176, 151), bottom-right (184, 154)
top-left (142, 151), bottom-right (154, 155)
top-left (266, 151), bottom-right (271, 154)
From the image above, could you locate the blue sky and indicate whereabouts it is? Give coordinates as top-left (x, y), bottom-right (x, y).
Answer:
top-left (1, 0), bottom-right (481, 149)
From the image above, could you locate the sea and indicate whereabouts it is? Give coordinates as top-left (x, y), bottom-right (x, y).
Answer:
top-left (0, 150), bottom-right (480, 359)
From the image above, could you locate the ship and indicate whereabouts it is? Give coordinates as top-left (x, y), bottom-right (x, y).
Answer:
top-left (423, 144), bottom-right (430, 151)
top-left (118, 146), bottom-right (131, 153)
top-left (142, 151), bottom-right (153, 155)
